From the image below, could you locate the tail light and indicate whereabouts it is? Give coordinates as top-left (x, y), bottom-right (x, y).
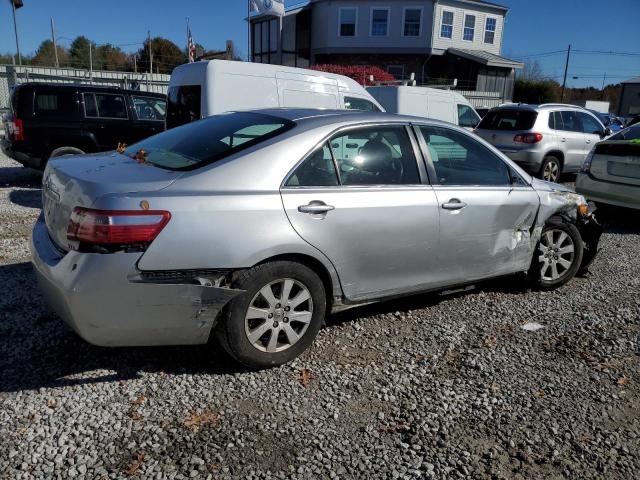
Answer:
top-left (67, 208), bottom-right (171, 246)
top-left (11, 119), bottom-right (24, 141)
top-left (580, 147), bottom-right (596, 173)
top-left (513, 133), bottom-right (543, 144)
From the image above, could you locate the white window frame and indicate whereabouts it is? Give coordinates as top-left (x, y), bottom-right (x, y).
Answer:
top-left (402, 7), bottom-right (423, 37)
top-left (369, 7), bottom-right (390, 37)
top-left (484, 16), bottom-right (497, 44)
top-left (440, 10), bottom-right (454, 39)
top-left (338, 7), bottom-right (358, 37)
top-left (463, 14), bottom-right (476, 42)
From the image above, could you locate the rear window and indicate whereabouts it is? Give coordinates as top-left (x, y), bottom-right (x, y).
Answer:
top-left (34, 91), bottom-right (75, 117)
top-left (123, 112), bottom-right (294, 171)
top-left (166, 85), bottom-right (201, 129)
top-left (477, 109), bottom-right (538, 131)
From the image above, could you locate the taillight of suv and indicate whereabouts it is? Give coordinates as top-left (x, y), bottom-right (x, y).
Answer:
top-left (8, 118), bottom-right (24, 141)
top-left (513, 133), bottom-right (543, 144)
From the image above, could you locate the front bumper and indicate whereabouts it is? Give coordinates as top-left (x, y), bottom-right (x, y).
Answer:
top-left (577, 209), bottom-right (603, 274)
top-left (576, 173), bottom-right (640, 210)
top-left (30, 215), bottom-right (242, 347)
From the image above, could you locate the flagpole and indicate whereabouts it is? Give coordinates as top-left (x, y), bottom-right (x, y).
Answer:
top-left (186, 17), bottom-right (190, 60)
top-left (247, 0), bottom-right (251, 62)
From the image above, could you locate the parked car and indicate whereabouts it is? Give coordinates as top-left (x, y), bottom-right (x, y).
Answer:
top-left (166, 60), bottom-right (383, 129)
top-left (1, 83), bottom-right (167, 169)
top-left (366, 86), bottom-right (481, 130)
top-left (626, 114), bottom-right (640, 127)
top-left (32, 109), bottom-right (601, 368)
top-left (588, 110), bottom-right (624, 133)
top-left (576, 123), bottom-right (640, 210)
top-left (475, 104), bottom-right (609, 182)
top-left (475, 107), bottom-right (490, 119)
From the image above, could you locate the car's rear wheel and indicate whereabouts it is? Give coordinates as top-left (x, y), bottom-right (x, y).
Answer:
top-left (531, 221), bottom-right (583, 288)
top-left (215, 261), bottom-right (326, 369)
top-left (540, 155), bottom-right (561, 183)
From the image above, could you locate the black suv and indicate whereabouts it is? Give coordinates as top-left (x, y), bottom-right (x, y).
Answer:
top-left (1, 83), bottom-right (166, 169)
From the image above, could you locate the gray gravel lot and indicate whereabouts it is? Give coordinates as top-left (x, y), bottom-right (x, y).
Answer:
top-left (1, 150), bottom-right (639, 479)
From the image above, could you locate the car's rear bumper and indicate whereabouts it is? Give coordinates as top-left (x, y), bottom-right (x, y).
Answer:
top-left (1, 138), bottom-right (40, 168)
top-left (500, 149), bottom-right (544, 172)
top-left (30, 214), bottom-right (242, 347)
top-left (576, 173), bottom-right (640, 210)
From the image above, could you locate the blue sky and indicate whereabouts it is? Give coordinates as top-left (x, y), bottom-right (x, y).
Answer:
top-left (1, 0), bottom-right (639, 88)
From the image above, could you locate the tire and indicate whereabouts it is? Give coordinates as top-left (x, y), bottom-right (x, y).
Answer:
top-left (540, 155), bottom-right (562, 183)
top-left (530, 220), bottom-right (583, 289)
top-left (214, 261), bottom-right (326, 369)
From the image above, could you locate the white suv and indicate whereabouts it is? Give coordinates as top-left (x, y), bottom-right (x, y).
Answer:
top-left (475, 104), bottom-right (609, 182)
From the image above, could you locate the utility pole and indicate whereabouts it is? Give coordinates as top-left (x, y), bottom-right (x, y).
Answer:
top-left (133, 54), bottom-right (137, 73)
top-left (148, 30), bottom-right (152, 89)
top-left (560, 44), bottom-right (571, 102)
top-left (89, 42), bottom-right (93, 83)
top-left (10, 0), bottom-right (23, 66)
top-left (50, 17), bottom-right (59, 67)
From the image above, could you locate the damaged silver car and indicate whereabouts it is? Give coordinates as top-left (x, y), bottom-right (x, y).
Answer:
top-left (31, 109), bottom-right (602, 368)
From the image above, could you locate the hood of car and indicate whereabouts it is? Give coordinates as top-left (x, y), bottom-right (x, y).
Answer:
top-left (530, 177), bottom-right (574, 193)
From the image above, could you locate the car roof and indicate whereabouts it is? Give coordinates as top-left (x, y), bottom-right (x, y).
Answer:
top-left (490, 103), bottom-right (590, 113)
top-left (15, 82), bottom-right (165, 97)
top-left (244, 108), bottom-right (455, 129)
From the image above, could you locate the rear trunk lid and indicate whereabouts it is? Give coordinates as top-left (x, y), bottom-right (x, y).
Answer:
top-left (589, 141), bottom-right (640, 186)
top-left (42, 152), bottom-right (182, 250)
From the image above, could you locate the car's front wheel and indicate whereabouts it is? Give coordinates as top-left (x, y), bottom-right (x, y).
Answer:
top-left (215, 261), bottom-right (326, 369)
top-left (531, 221), bottom-right (583, 289)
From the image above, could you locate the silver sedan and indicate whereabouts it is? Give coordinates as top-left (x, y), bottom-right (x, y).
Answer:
top-left (32, 109), bottom-right (602, 368)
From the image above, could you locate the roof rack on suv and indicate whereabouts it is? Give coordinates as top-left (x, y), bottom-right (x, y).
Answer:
top-left (538, 103), bottom-right (586, 109)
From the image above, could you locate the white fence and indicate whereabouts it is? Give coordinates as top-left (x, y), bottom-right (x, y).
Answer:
top-left (0, 65), bottom-right (170, 112)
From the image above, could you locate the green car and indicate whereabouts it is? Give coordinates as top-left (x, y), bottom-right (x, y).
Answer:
top-left (576, 124), bottom-right (640, 210)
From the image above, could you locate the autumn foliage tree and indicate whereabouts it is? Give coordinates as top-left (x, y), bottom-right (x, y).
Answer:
top-left (311, 64), bottom-right (395, 86)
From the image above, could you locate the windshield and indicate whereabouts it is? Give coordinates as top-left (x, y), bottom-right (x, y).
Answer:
top-left (477, 109), bottom-right (538, 131)
top-left (610, 124), bottom-right (640, 141)
top-left (123, 112), bottom-right (294, 171)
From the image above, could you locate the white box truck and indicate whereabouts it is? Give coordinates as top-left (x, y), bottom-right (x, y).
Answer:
top-left (366, 85), bottom-right (481, 130)
top-left (166, 60), bottom-right (384, 129)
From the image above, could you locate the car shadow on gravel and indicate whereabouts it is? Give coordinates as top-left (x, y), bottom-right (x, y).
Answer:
top-left (0, 263), bottom-right (249, 394)
top-left (0, 165), bottom-right (41, 188)
top-left (596, 206), bottom-right (640, 235)
top-left (9, 188), bottom-right (42, 209)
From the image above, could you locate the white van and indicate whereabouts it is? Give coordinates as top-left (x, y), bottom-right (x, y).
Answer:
top-left (166, 60), bottom-right (384, 129)
top-left (366, 86), bottom-right (481, 130)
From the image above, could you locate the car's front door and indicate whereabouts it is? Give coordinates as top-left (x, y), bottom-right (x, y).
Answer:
top-left (130, 94), bottom-right (166, 142)
top-left (557, 110), bottom-right (588, 171)
top-left (280, 124), bottom-right (441, 302)
top-left (416, 124), bottom-right (540, 284)
top-left (578, 111), bottom-right (605, 163)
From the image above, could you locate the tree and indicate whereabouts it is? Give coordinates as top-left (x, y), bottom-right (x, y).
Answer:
top-left (513, 79), bottom-right (560, 104)
top-left (98, 44), bottom-right (130, 71)
top-left (69, 36), bottom-right (99, 69)
top-left (310, 64), bottom-right (395, 86)
top-left (518, 59), bottom-right (546, 82)
top-left (31, 39), bottom-right (68, 67)
top-left (137, 37), bottom-right (186, 74)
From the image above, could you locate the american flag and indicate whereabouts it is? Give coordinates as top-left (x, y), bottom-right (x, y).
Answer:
top-left (187, 26), bottom-right (196, 63)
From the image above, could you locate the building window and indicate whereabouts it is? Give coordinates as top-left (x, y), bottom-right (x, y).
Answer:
top-left (339, 8), bottom-right (357, 37)
top-left (484, 17), bottom-right (496, 44)
top-left (252, 18), bottom-right (278, 63)
top-left (370, 8), bottom-right (389, 36)
top-left (440, 11), bottom-right (453, 39)
top-left (387, 65), bottom-right (405, 79)
top-left (403, 8), bottom-right (422, 36)
top-left (463, 14), bottom-right (475, 41)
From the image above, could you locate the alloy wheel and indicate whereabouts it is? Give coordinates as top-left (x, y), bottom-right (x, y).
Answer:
top-left (538, 229), bottom-right (575, 281)
top-left (543, 160), bottom-right (560, 182)
top-left (244, 278), bottom-right (313, 353)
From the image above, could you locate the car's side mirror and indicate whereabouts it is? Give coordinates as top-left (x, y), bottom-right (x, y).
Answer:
top-left (602, 127), bottom-right (612, 138)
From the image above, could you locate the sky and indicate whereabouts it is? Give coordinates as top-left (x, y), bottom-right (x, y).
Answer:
top-left (1, 0), bottom-right (639, 88)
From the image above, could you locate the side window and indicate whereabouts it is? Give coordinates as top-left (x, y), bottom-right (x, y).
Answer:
top-left (95, 94), bottom-right (127, 119)
top-left (83, 93), bottom-right (98, 117)
top-left (420, 125), bottom-right (510, 186)
top-left (457, 104), bottom-right (480, 128)
top-left (286, 143), bottom-right (339, 187)
top-left (344, 96), bottom-right (379, 111)
top-left (579, 112), bottom-right (603, 135)
top-left (331, 125), bottom-right (420, 186)
top-left (132, 96), bottom-right (166, 121)
top-left (34, 91), bottom-right (75, 117)
top-left (560, 111), bottom-right (582, 133)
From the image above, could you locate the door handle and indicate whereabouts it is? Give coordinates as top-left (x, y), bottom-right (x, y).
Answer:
top-left (560, 137), bottom-right (566, 142)
top-left (442, 198), bottom-right (467, 210)
top-left (298, 201), bottom-right (335, 214)
top-left (586, 139), bottom-right (592, 144)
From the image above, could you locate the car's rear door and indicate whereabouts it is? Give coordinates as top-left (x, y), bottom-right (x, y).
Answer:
top-left (82, 91), bottom-right (133, 151)
top-left (557, 110), bottom-right (588, 171)
top-left (415, 124), bottom-right (540, 283)
top-left (280, 123), bottom-right (441, 302)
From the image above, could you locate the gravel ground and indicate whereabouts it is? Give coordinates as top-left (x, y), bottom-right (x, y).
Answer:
top-left (1, 150), bottom-right (639, 479)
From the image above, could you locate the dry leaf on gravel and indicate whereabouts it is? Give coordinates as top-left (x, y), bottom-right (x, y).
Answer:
top-left (131, 394), bottom-right (146, 406)
top-left (123, 453), bottom-right (145, 476)
top-left (47, 398), bottom-right (57, 409)
top-left (183, 410), bottom-right (220, 432)
top-left (534, 390), bottom-right (546, 398)
top-left (299, 368), bottom-right (312, 387)
top-left (378, 423), bottom-right (410, 433)
top-left (618, 376), bottom-right (629, 385)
